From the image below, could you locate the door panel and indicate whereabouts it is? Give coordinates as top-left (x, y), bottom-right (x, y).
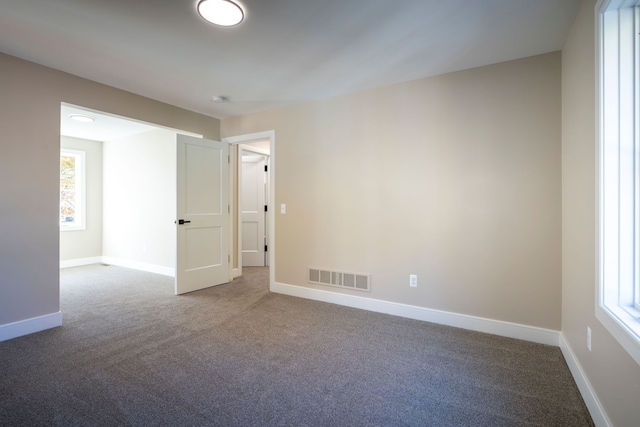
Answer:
top-left (241, 155), bottom-right (266, 266)
top-left (185, 143), bottom-right (221, 213)
top-left (176, 134), bottom-right (229, 295)
top-left (185, 227), bottom-right (221, 270)
top-left (242, 222), bottom-right (259, 251)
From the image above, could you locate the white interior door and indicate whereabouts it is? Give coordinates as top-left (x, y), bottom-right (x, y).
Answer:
top-left (241, 154), bottom-right (267, 266)
top-left (175, 134), bottom-right (229, 294)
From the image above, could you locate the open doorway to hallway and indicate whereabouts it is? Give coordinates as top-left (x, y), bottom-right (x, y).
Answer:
top-left (240, 142), bottom-right (270, 268)
top-left (223, 131), bottom-right (276, 285)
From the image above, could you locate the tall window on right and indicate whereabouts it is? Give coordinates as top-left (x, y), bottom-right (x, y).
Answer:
top-left (597, 0), bottom-right (640, 365)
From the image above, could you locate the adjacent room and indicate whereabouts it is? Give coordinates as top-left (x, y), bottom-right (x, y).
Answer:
top-left (59, 105), bottom-right (187, 277)
top-left (0, 0), bottom-right (639, 425)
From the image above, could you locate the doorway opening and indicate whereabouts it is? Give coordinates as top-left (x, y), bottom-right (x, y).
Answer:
top-left (59, 103), bottom-right (232, 295)
top-left (59, 103), bottom-right (199, 274)
top-left (240, 143), bottom-right (270, 268)
top-left (223, 131), bottom-right (276, 287)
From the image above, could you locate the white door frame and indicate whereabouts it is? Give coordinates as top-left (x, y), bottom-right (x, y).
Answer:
top-left (222, 130), bottom-right (275, 288)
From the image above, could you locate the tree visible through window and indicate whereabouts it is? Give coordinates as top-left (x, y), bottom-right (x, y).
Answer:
top-left (60, 149), bottom-right (85, 230)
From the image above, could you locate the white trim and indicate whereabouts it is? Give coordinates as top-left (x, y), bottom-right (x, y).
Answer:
top-left (559, 334), bottom-right (612, 427)
top-left (59, 256), bottom-right (102, 269)
top-left (0, 312), bottom-right (62, 342)
top-left (60, 256), bottom-right (175, 276)
top-left (595, 0), bottom-right (640, 365)
top-left (271, 282), bottom-right (559, 346)
top-left (240, 144), bottom-right (270, 156)
top-left (223, 130), bottom-right (274, 145)
top-left (101, 256), bottom-right (175, 277)
top-left (595, 306), bottom-right (640, 364)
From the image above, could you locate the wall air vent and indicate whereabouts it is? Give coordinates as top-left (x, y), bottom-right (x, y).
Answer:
top-left (308, 267), bottom-right (371, 292)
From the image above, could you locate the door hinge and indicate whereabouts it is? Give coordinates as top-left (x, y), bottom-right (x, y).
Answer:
top-left (264, 205), bottom-right (268, 212)
top-left (265, 245), bottom-right (268, 252)
top-left (264, 165), bottom-right (268, 172)
top-left (228, 155), bottom-right (230, 164)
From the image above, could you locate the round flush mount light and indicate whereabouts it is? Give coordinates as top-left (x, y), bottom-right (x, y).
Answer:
top-left (69, 114), bottom-right (95, 123)
top-left (198, 0), bottom-right (244, 27)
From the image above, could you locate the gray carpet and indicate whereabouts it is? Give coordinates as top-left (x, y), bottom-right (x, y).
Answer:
top-left (0, 265), bottom-right (593, 426)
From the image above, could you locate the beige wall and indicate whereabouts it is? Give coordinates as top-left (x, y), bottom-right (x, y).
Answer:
top-left (0, 52), bottom-right (219, 326)
top-left (223, 52), bottom-right (562, 330)
top-left (59, 136), bottom-right (103, 262)
top-left (562, 1), bottom-right (640, 424)
top-left (3, 6), bottom-right (637, 420)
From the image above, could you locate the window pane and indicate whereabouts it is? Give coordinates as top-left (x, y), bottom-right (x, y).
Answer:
top-left (597, 2), bottom-right (640, 365)
top-left (60, 149), bottom-right (84, 230)
top-left (60, 155), bottom-right (76, 224)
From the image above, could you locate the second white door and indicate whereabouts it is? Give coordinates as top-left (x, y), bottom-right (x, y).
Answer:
top-left (241, 154), bottom-right (267, 267)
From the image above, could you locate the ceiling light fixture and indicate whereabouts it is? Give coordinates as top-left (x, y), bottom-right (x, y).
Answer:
top-left (212, 96), bottom-right (228, 103)
top-left (69, 114), bottom-right (95, 123)
top-left (198, 0), bottom-right (244, 27)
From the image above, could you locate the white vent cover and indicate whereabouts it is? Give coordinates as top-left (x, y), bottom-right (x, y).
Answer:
top-left (308, 267), bottom-right (371, 292)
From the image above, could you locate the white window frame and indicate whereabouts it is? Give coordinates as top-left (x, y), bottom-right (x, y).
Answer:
top-left (60, 148), bottom-right (86, 231)
top-left (596, 0), bottom-right (640, 365)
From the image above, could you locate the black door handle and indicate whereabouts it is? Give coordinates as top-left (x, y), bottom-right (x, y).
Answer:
top-left (177, 219), bottom-right (191, 225)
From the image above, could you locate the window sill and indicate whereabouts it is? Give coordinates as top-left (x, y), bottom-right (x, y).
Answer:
top-left (596, 303), bottom-right (640, 365)
top-left (60, 225), bottom-right (86, 232)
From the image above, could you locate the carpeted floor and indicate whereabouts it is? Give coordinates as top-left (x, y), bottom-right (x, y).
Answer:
top-left (0, 265), bottom-right (593, 426)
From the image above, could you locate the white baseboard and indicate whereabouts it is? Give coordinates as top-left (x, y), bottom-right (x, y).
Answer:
top-left (271, 282), bottom-right (560, 346)
top-left (559, 334), bottom-right (611, 427)
top-left (60, 256), bottom-right (102, 269)
top-left (101, 257), bottom-right (175, 277)
top-left (0, 312), bottom-right (62, 342)
top-left (60, 256), bottom-right (175, 277)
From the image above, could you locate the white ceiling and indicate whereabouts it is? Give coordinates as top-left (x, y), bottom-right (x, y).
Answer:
top-left (1, 0), bottom-right (582, 120)
top-left (61, 104), bottom-right (161, 141)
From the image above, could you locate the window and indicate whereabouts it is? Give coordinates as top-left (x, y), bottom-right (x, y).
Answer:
top-left (597, 0), bottom-right (640, 365)
top-left (60, 149), bottom-right (85, 231)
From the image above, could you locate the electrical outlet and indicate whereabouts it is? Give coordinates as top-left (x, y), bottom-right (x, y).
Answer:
top-left (410, 274), bottom-right (417, 288)
top-left (587, 327), bottom-right (592, 351)
top-left (280, 203), bottom-right (286, 214)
